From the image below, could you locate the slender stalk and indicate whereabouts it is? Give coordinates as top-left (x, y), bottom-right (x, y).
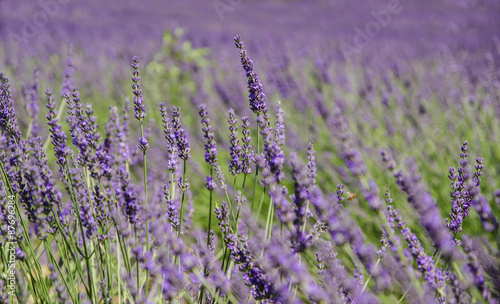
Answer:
top-left (251, 113), bottom-right (260, 211)
top-left (116, 233), bottom-right (122, 304)
top-left (177, 159), bottom-right (188, 237)
top-left (134, 225), bottom-right (140, 298)
top-left (45, 239), bottom-right (78, 304)
top-left (207, 166), bottom-right (214, 244)
top-left (264, 197), bottom-right (274, 240)
top-left (140, 122), bottom-right (150, 297)
top-left (256, 187), bottom-right (267, 218)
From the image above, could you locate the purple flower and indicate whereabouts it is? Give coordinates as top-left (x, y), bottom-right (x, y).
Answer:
top-left (274, 101), bottom-right (285, 148)
top-left (66, 90), bottom-right (103, 178)
top-left (228, 108), bottom-right (242, 176)
top-left (163, 186), bottom-right (179, 230)
top-left (289, 153), bottom-right (311, 250)
top-left (307, 141), bottom-right (317, 187)
top-left (382, 151), bottom-right (456, 257)
top-left (446, 141), bottom-right (473, 234)
top-left (0, 74), bottom-right (22, 141)
top-left (131, 56), bottom-right (146, 121)
top-left (395, 213), bottom-right (447, 296)
top-left (45, 89), bottom-right (71, 178)
top-left (20, 137), bottom-right (64, 239)
top-left (234, 35), bottom-right (267, 114)
top-left (215, 202), bottom-right (276, 301)
top-left (172, 106), bottom-right (190, 160)
top-left (198, 104), bottom-right (218, 166)
top-left (240, 116), bottom-right (254, 175)
top-left (115, 165), bottom-right (140, 225)
top-left (24, 68), bottom-right (40, 137)
top-left (60, 55), bottom-right (74, 98)
top-left (159, 102), bottom-right (177, 172)
top-left (93, 185), bottom-right (109, 238)
top-left (138, 137), bottom-right (149, 152)
top-left (205, 175), bottom-right (217, 192)
top-left (259, 116), bottom-right (284, 183)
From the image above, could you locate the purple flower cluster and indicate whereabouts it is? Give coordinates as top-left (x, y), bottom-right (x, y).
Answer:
top-left (228, 108), bottom-right (242, 175)
top-left (198, 104), bottom-right (218, 166)
top-left (172, 106), bottom-right (190, 160)
top-left (0, 74), bottom-right (22, 141)
top-left (131, 56), bottom-right (146, 121)
top-left (234, 35), bottom-right (267, 114)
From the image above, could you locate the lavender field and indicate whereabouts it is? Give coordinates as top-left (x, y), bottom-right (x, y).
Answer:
top-left (1, 0), bottom-right (500, 303)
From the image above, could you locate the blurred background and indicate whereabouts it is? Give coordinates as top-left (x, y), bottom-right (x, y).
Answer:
top-left (1, 0), bottom-right (499, 60)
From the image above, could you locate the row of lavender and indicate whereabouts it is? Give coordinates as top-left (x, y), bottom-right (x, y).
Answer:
top-left (0, 34), bottom-right (499, 303)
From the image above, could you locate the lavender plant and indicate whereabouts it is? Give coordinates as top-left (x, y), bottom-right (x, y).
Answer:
top-left (0, 29), bottom-right (499, 304)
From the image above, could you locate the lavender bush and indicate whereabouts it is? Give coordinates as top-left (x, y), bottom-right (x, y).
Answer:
top-left (0, 3), bottom-right (500, 302)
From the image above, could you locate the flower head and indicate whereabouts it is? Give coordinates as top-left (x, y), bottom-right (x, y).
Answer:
top-left (234, 35), bottom-right (267, 114)
top-left (131, 56), bottom-right (146, 121)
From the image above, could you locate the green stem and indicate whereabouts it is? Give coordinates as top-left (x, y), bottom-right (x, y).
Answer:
top-left (140, 122), bottom-right (150, 298)
top-left (177, 159), bottom-right (188, 237)
top-left (45, 239), bottom-right (78, 303)
top-left (256, 187), bottom-right (267, 218)
top-left (264, 197), bottom-right (274, 240)
top-left (251, 113), bottom-right (260, 211)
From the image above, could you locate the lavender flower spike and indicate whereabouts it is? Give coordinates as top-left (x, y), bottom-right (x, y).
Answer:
top-left (198, 104), bottom-right (218, 166)
top-left (131, 56), bottom-right (146, 121)
top-left (234, 35), bottom-right (267, 114)
top-left (240, 116), bottom-right (254, 175)
top-left (0, 74), bottom-right (22, 141)
top-left (228, 108), bottom-right (242, 176)
top-left (307, 141), bottom-right (317, 187)
top-left (172, 106), bottom-right (191, 160)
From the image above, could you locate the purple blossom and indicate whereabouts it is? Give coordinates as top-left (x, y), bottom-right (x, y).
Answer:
top-left (259, 116), bottom-right (284, 183)
top-left (172, 106), bottom-right (190, 160)
top-left (198, 104), bottom-right (218, 166)
top-left (19, 137), bottom-right (64, 239)
top-left (234, 35), bottom-right (267, 114)
top-left (115, 165), bottom-right (140, 225)
top-left (382, 151), bottom-right (456, 257)
top-left (0, 74), bottom-right (22, 141)
top-left (159, 102), bottom-right (177, 172)
top-left (228, 108), bottom-right (242, 175)
top-left (240, 116), bottom-right (254, 175)
top-left (60, 55), bottom-right (74, 98)
top-left (205, 175), bottom-right (217, 192)
top-left (163, 186), bottom-right (179, 230)
top-left (45, 89), bottom-right (71, 178)
top-left (24, 68), bottom-right (40, 137)
top-left (289, 153), bottom-right (311, 251)
top-left (131, 56), bottom-right (146, 121)
top-left (138, 137), bottom-right (149, 152)
top-left (216, 202), bottom-right (276, 301)
top-left (394, 209), bottom-right (447, 298)
top-left (307, 141), bottom-right (317, 187)
top-left (273, 101), bottom-right (285, 148)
